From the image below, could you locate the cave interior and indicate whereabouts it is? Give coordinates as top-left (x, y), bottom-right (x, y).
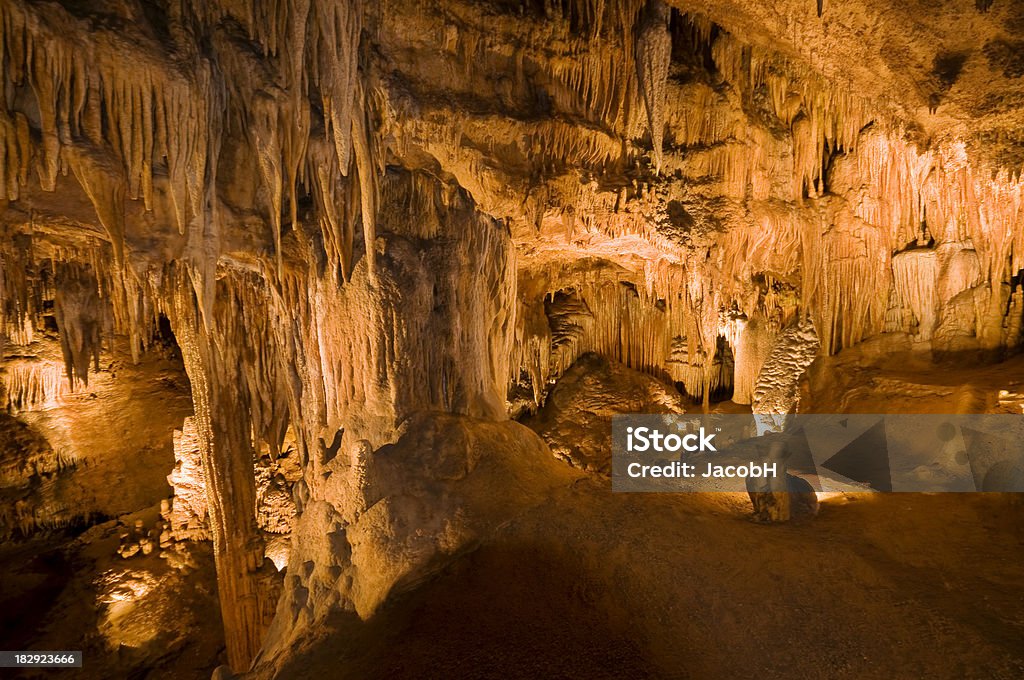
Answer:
top-left (1, 0), bottom-right (1024, 678)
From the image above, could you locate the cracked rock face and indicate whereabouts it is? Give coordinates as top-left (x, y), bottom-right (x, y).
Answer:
top-left (1, 0), bottom-right (1024, 673)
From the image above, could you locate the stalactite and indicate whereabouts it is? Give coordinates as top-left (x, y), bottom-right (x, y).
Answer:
top-left (314, 0), bottom-right (362, 175)
top-left (53, 262), bottom-right (103, 388)
top-left (832, 132), bottom-right (1024, 349)
top-left (308, 138), bottom-right (355, 283)
top-left (0, 233), bottom-right (41, 347)
top-left (2, 358), bottom-right (67, 412)
top-left (582, 284), bottom-right (668, 377)
top-left (0, 1), bottom-right (210, 232)
top-left (805, 214), bottom-right (891, 355)
top-left (549, 41), bottom-right (640, 134)
top-left (635, 0), bottom-right (671, 174)
top-left (892, 248), bottom-right (938, 341)
top-left (0, 110), bottom-right (32, 201)
top-left (511, 299), bottom-right (553, 406)
top-left (0, 255), bottom-right (4, 360)
top-left (66, 150), bottom-right (128, 266)
top-left (252, 94), bottom-right (287, 277)
top-left (352, 82), bottom-right (378, 281)
top-left (710, 29), bottom-right (871, 202)
top-left (293, 169), bottom-right (516, 446)
top-left (512, 251), bottom-right (772, 406)
top-left (664, 336), bottom-right (733, 399)
top-left (106, 266), bottom-right (160, 365)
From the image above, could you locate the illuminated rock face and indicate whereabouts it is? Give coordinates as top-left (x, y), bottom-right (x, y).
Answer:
top-left (262, 411), bottom-right (578, 661)
top-left (2, 357), bottom-right (67, 412)
top-left (168, 415), bottom-right (302, 553)
top-left (525, 353), bottom-right (686, 475)
top-left (0, 0), bottom-right (1023, 671)
top-left (167, 417), bottom-right (210, 542)
top-left (0, 336), bottom-right (191, 541)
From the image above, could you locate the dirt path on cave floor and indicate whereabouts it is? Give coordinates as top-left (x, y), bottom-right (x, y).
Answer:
top-left (268, 487), bottom-right (1024, 680)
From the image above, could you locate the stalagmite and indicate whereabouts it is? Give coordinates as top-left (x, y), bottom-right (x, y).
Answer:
top-left (727, 316), bottom-right (775, 406)
top-left (169, 271), bottom-right (268, 671)
top-left (747, 319), bottom-right (821, 522)
top-left (752, 318), bottom-right (821, 416)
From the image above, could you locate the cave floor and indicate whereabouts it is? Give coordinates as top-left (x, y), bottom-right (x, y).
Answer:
top-left (0, 507), bottom-right (225, 680)
top-left (269, 489), bottom-right (1024, 680)
top-left (3, 354), bottom-right (1024, 679)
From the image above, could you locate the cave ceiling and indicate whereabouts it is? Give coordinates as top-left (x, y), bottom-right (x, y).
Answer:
top-left (4, 0), bottom-right (1023, 275)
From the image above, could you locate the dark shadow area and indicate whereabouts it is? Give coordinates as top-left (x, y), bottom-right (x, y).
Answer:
top-left (274, 542), bottom-right (657, 680)
top-left (0, 538), bottom-right (72, 652)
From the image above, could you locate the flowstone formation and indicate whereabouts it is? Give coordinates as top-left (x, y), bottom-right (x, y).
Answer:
top-left (1, 0), bottom-right (1023, 673)
top-left (525, 352), bottom-right (687, 475)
